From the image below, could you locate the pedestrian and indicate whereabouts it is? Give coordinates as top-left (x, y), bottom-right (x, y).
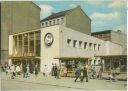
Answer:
top-left (91, 67), bottom-right (96, 79)
top-left (108, 68), bottom-right (113, 82)
top-left (23, 65), bottom-right (27, 78)
top-left (97, 66), bottom-right (103, 80)
top-left (74, 67), bottom-right (81, 82)
top-left (54, 64), bottom-right (58, 78)
top-left (63, 67), bottom-right (67, 77)
top-left (1, 65), bottom-right (5, 72)
top-left (43, 65), bottom-right (47, 76)
top-left (112, 68), bottom-right (116, 81)
top-left (7, 66), bottom-right (11, 75)
top-left (7, 66), bottom-right (11, 78)
top-left (26, 64), bottom-right (30, 78)
top-left (51, 63), bottom-right (55, 76)
top-left (16, 65), bottom-right (21, 78)
top-left (81, 67), bottom-right (88, 82)
top-left (35, 64), bottom-right (38, 76)
top-left (57, 66), bottom-right (61, 79)
top-left (10, 64), bottom-right (15, 79)
top-left (5, 64), bottom-right (8, 75)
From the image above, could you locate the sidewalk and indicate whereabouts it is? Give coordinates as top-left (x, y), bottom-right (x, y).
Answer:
top-left (1, 72), bottom-right (127, 90)
top-left (102, 72), bottom-right (127, 81)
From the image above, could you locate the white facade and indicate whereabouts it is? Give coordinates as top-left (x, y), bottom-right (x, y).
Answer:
top-left (40, 25), bottom-right (123, 73)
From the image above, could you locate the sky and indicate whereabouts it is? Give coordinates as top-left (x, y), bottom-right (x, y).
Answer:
top-left (34, 0), bottom-right (127, 33)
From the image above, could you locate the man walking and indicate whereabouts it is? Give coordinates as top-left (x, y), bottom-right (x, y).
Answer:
top-left (74, 67), bottom-right (81, 82)
top-left (23, 65), bottom-right (27, 78)
top-left (54, 64), bottom-right (58, 78)
top-left (35, 64), bottom-right (38, 76)
top-left (10, 64), bottom-right (15, 79)
top-left (81, 67), bottom-right (88, 82)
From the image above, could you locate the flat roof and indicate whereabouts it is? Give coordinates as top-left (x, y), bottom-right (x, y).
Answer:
top-left (91, 30), bottom-right (112, 35)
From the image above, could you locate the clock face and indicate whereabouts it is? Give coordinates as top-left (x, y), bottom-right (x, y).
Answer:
top-left (44, 33), bottom-right (54, 46)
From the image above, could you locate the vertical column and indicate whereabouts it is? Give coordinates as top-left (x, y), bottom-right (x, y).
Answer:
top-left (13, 36), bottom-right (15, 55)
top-left (28, 33), bottom-right (30, 55)
top-left (110, 58), bottom-right (112, 69)
top-left (34, 32), bottom-right (36, 56)
top-left (22, 34), bottom-right (24, 56)
top-left (17, 35), bottom-right (19, 56)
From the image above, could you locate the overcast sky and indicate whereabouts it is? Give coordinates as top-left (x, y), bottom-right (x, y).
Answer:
top-left (34, 0), bottom-right (127, 33)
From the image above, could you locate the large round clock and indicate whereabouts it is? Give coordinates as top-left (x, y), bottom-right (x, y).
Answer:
top-left (44, 33), bottom-right (54, 46)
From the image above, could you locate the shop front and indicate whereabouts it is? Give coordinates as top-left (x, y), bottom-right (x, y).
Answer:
top-left (9, 57), bottom-right (40, 73)
top-left (54, 57), bottom-right (91, 77)
top-left (97, 55), bottom-right (127, 73)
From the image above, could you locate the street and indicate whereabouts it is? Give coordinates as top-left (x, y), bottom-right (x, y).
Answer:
top-left (1, 72), bottom-right (127, 91)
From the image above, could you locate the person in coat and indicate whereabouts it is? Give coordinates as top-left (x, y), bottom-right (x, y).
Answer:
top-left (81, 67), bottom-right (88, 82)
top-left (54, 64), bottom-right (58, 78)
top-left (74, 67), bottom-right (81, 82)
top-left (23, 65), bottom-right (26, 78)
top-left (35, 64), bottom-right (38, 76)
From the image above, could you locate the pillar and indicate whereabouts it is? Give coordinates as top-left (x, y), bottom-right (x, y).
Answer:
top-left (17, 35), bottom-right (19, 56)
top-left (22, 34), bottom-right (24, 56)
top-left (28, 33), bottom-right (30, 55)
top-left (34, 32), bottom-right (36, 56)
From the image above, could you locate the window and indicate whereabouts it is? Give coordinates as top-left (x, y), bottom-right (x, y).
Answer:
top-left (57, 19), bottom-right (60, 24)
top-left (49, 21), bottom-right (52, 26)
top-left (79, 41), bottom-right (82, 48)
top-left (67, 39), bottom-right (71, 46)
top-left (53, 20), bottom-right (55, 25)
top-left (45, 22), bottom-right (48, 27)
top-left (61, 17), bottom-right (64, 24)
top-left (42, 23), bottom-right (45, 27)
top-left (94, 60), bottom-right (96, 65)
top-left (94, 44), bottom-right (96, 50)
top-left (84, 42), bottom-right (87, 49)
top-left (73, 40), bottom-right (77, 48)
top-left (61, 17), bottom-right (64, 21)
top-left (89, 43), bottom-right (92, 50)
top-left (98, 44), bottom-right (101, 51)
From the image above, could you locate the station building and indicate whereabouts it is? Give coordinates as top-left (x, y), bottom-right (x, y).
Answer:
top-left (40, 6), bottom-right (126, 74)
top-left (8, 6), bottom-right (127, 76)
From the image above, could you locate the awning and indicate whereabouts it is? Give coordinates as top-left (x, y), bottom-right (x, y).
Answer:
top-left (54, 57), bottom-right (91, 60)
top-left (95, 55), bottom-right (127, 59)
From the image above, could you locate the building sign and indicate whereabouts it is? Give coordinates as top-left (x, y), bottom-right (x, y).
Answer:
top-left (44, 33), bottom-right (54, 46)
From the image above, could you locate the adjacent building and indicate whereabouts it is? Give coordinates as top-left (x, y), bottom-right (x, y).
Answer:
top-left (0, 1), bottom-right (41, 65)
top-left (40, 6), bottom-right (91, 35)
top-left (91, 30), bottom-right (127, 55)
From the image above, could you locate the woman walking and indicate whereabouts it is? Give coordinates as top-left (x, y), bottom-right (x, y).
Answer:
top-left (63, 67), bottom-right (67, 77)
top-left (35, 64), bottom-right (38, 76)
